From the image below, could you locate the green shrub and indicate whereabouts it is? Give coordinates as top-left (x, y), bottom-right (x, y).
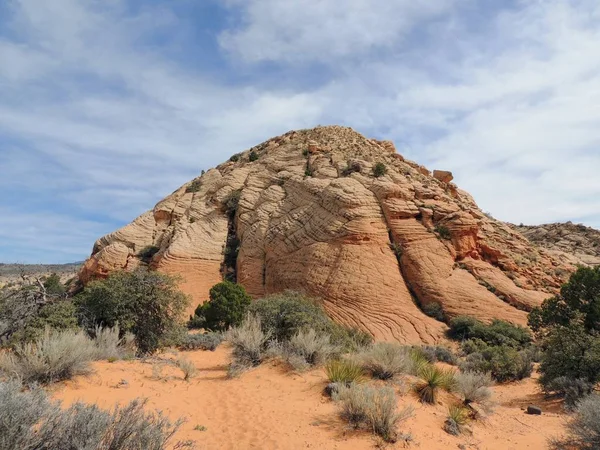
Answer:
top-left (418, 345), bottom-right (458, 365)
top-left (43, 273), bottom-right (66, 297)
top-left (434, 225), bottom-right (452, 240)
top-left (551, 394), bottom-right (600, 449)
top-left (77, 270), bottom-right (189, 355)
top-left (249, 151), bottom-right (259, 162)
top-left (413, 364), bottom-right (456, 404)
top-left (372, 162), bottom-right (387, 177)
top-left (229, 153), bottom-right (241, 162)
top-left (248, 292), bottom-right (370, 351)
top-left (538, 324), bottom-right (600, 389)
top-left (325, 359), bottom-right (365, 385)
top-left (137, 245), bottom-right (160, 260)
top-left (421, 302), bottom-right (445, 322)
top-left (359, 342), bottom-right (412, 380)
top-left (0, 382), bottom-right (192, 450)
top-left (7, 300), bottom-right (79, 346)
top-left (334, 384), bottom-right (413, 443)
top-left (195, 281), bottom-right (252, 332)
top-left (185, 179), bottom-right (201, 193)
top-left (448, 316), bottom-right (532, 349)
top-left (529, 266), bottom-right (600, 335)
top-left (178, 332), bottom-right (223, 351)
top-left (341, 161), bottom-right (361, 176)
top-left (223, 190), bottom-right (241, 220)
top-left (460, 345), bottom-right (533, 382)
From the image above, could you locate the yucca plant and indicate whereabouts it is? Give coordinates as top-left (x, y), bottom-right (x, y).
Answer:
top-left (444, 404), bottom-right (470, 435)
top-left (413, 364), bottom-right (456, 404)
top-left (325, 359), bottom-right (365, 385)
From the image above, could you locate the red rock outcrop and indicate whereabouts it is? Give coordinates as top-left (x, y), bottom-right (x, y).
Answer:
top-left (80, 126), bottom-right (575, 343)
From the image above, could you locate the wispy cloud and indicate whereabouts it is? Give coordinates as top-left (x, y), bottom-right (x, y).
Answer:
top-left (0, 0), bottom-right (599, 263)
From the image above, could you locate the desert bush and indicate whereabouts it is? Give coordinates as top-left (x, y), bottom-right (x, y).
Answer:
top-left (249, 150), bottom-right (259, 162)
top-left (372, 162), bottom-right (387, 177)
top-left (283, 328), bottom-right (339, 370)
top-left (137, 245), bottom-right (160, 260)
top-left (460, 344), bottom-right (532, 382)
top-left (227, 314), bottom-right (270, 377)
top-left (448, 316), bottom-right (532, 349)
top-left (455, 371), bottom-right (493, 407)
top-left (545, 376), bottom-right (594, 410)
top-left (334, 384), bottom-right (413, 443)
top-left (93, 325), bottom-right (136, 360)
top-left (248, 291), bottom-right (371, 351)
top-left (418, 345), bottom-right (458, 365)
top-left (413, 364), bottom-right (456, 404)
top-left (325, 359), bottom-right (365, 385)
top-left (194, 281), bottom-right (251, 332)
top-left (434, 225), bottom-right (452, 240)
top-left (421, 302), bottom-right (446, 322)
top-left (444, 404), bottom-right (470, 436)
top-left (178, 332), bottom-right (223, 351)
top-left (551, 394), bottom-right (600, 449)
top-left (341, 161), bottom-right (361, 176)
top-left (359, 342), bottom-right (412, 380)
top-left (185, 179), bottom-right (202, 193)
top-left (229, 153), bottom-right (241, 162)
top-left (0, 381), bottom-right (192, 450)
top-left (77, 269), bottom-right (189, 355)
top-left (176, 356), bottom-right (197, 381)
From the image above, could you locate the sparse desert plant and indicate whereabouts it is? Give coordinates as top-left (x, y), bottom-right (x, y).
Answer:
top-left (444, 404), bottom-right (470, 436)
top-left (137, 245), bottom-right (160, 260)
top-left (325, 359), bottom-right (365, 385)
top-left (229, 153), bottom-right (241, 162)
top-left (372, 162), bottom-right (387, 177)
top-left (413, 364), bottom-right (456, 404)
top-left (93, 326), bottom-right (136, 360)
top-left (334, 384), bottom-right (413, 443)
top-left (0, 381), bottom-right (192, 450)
top-left (185, 179), bottom-right (202, 193)
top-left (360, 342), bottom-right (412, 380)
top-left (227, 314), bottom-right (270, 377)
top-left (455, 371), bottom-right (493, 412)
top-left (249, 150), bottom-right (259, 162)
top-left (421, 302), bottom-right (446, 322)
top-left (286, 328), bottom-right (339, 368)
top-left (178, 332), bottom-right (223, 351)
top-left (176, 356), bottom-right (197, 381)
top-left (551, 394), bottom-right (600, 449)
top-left (434, 225), bottom-right (452, 240)
top-left (417, 345), bottom-right (458, 365)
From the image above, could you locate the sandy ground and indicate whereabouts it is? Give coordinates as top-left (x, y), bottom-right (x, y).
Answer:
top-left (51, 346), bottom-right (567, 450)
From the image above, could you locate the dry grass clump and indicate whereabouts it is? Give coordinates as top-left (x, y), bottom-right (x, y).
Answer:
top-left (359, 343), bottom-right (413, 380)
top-left (455, 371), bottom-right (493, 413)
top-left (226, 314), bottom-right (270, 377)
top-left (0, 381), bottom-right (193, 450)
top-left (282, 328), bottom-right (340, 371)
top-left (334, 384), bottom-right (413, 443)
top-left (0, 327), bottom-right (134, 384)
top-left (413, 364), bottom-right (456, 404)
top-left (175, 356), bottom-right (197, 381)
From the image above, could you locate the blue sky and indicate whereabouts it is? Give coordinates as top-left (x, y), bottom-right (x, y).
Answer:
top-left (1, 0), bottom-right (599, 263)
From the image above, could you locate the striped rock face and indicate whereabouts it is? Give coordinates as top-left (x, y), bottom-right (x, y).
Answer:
top-left (79, 126), bottom-right (573, 344)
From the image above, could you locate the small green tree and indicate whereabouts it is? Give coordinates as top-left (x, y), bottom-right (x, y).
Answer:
top-left (372, 162), bottom-right (387, 177)
top-left (249, 151), bottom-right (259, 162)
top-left (195, 281), bottom-right (252, 331)
top-left (77, 270), bottom-right (189, 355)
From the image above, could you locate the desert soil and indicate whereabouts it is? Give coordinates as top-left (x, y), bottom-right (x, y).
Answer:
top-left (51, 345), bottom-right (567, 450)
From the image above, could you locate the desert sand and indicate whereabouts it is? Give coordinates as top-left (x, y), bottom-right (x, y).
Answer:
top-left (51, 345), bottom-right (566, 450)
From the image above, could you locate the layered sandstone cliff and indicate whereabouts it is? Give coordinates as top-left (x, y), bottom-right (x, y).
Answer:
top-left (80, 126), bottom-right (574, 343)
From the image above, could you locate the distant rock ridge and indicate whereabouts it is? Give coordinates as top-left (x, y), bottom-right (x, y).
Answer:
top-left (513, 222), bottom-right (600, 267)
top-left (79, 125), bottom-right (576, 343)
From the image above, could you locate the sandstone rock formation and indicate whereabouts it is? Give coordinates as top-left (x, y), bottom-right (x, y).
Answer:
top-left (514, 222), bottom-right (600, 267)
top-left (79, 126), bottom-right (575, 343)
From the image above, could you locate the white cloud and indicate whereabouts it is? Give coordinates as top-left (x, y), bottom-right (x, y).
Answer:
top-left (219, 0), bottom-right (461, 63)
